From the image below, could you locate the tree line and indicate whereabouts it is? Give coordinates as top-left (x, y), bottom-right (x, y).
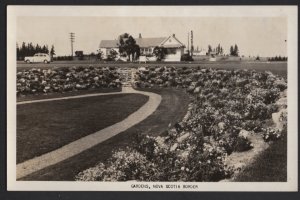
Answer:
top-left (207, 44), bottom-right (239, 57)
top-left (267, 56), bottom-right (288, 62)
top-left (17, 42), bottom-right (55, 60)
top-left (229, 44), bottom-right (239, 56)
top-left (207, 44), bottom-right (224, 55)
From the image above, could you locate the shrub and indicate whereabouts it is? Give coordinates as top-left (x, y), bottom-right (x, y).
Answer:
top-left (17, 66), bottom-right (121, 96)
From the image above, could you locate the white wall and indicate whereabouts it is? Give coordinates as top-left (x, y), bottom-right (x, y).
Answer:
top-left (100, 47), bottom-right (119, 59)
top-left (164, 48), bottom-right (183, 61)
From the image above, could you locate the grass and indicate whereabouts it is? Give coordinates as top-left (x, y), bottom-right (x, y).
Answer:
top-left (20, 88), bottom-right (190, 180)
top-left (17, 61), bottom-right (287, 77)
top-left (17, 93), bottom-right (148, 164)
top-left (234, 130), bottom-right (287, 182)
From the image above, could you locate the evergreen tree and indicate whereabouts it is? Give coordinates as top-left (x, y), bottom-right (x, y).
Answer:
top-left (230, 46), bottom-right (234, 56)
top-left (233, 44), bottom-right (239, 56)
top-left (21, 42), bottom-right (26, 58)
top-left (16, 43), bottom-right (20, 60)
top-left (35, 44), bottom-right (41, 53)
top-left (50, 45), bottom-right (55, 56)
top-left (216, 44), bottom-right (221, 55)
top-left (208, 45), bottom-right (212, 54)
top-left (41, 45), bottom-right (49, 54)
top-left (50, 45), bottom-right (55, 61)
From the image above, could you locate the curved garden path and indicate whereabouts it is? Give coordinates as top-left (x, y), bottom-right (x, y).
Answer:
top-left (17, 86), bottom-right (162, 179)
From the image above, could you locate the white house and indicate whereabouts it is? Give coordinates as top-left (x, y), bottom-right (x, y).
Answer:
top-left (99, 34), bottom-right (185, 62)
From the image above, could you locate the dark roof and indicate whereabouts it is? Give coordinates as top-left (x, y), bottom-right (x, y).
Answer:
top-left (99, 37), bottom-right (167, 48)
top-left (99, 35), bottom-right (186, 48)
top-left (99, 40), bottom-right (119, 48)
top-left (135, 37), bottom-right (166, 48)
top-left (162, 44), bottom-right (184, 48)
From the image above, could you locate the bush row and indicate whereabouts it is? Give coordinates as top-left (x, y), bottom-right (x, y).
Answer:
top-left (17, 66), bottom-right (122, 96)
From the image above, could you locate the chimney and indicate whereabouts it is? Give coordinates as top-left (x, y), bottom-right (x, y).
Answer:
top-left (173, 34), bottom-right (175, 37)
top-left (139, 33), bottom-right (142, 38)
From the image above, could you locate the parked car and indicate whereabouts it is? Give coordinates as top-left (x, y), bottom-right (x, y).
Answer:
top-left (24, 53), bottom-right (51, 63)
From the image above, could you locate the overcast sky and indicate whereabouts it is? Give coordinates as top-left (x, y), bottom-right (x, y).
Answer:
top-left (17, 16), bottom-right (287, 57)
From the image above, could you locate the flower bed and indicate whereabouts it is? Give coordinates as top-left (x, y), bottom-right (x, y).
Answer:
top-left (17, 66), bottom-right (121, 96)
top-left (75, 66), bottom-right (287, 182)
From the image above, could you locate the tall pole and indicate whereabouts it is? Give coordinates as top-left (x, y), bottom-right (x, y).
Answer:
top-left (191, 30), bottom-right (194, 56)
top-left (187, 32), bottom-right (190, 55)
top-left (70, 32), bottom-right (75, 58)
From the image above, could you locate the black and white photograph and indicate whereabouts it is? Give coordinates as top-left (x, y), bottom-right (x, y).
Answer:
top-left (6, 5), bottom-right (298, 191)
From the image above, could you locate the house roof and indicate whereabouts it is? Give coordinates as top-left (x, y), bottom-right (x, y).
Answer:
top-left (135, 37), bottom-right (166, 48)
top-left (160, 35), bottom-right (185, 47)
top-left (99, 40), bottom-right (119, 48)
top-left (161, 44), bottom-right (184, 48)
top-left (99, 37), bottom-right (166, 48)
top-left (99, 35), bottom-right (185, 48)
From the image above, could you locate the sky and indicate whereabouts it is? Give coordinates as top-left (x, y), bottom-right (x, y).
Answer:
top-left (17, 16), bottom-right (287, 57)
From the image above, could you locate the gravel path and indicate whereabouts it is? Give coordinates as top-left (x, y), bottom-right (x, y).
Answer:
top-left (18, 90), bottom-right (123, 105)
top-left (16, 86), bottom-right (162, 179)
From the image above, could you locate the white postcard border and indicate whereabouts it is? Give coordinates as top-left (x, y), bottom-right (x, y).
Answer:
top-left (7, 5), bottom-right (298, 191)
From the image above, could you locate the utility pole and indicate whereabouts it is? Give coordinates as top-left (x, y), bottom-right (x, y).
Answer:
top-left (187, 32), bottom-right (190, 55)
top-left (191, 30), bottom-right (194, 56)
top-left (70, 32), bottom-right (75, 58)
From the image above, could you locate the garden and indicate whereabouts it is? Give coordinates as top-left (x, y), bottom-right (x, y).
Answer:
top-left (16, 64), bottom-right (287, 181)
top-left (75, 66), bottom-right (287, 182)
top-left (17, 66), bottom-right (122, 96)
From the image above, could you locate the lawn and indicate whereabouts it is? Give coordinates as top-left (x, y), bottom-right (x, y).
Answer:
top-left (20, 88), bottom-right (190, 180)
top-left (17, 61), bottom-right (287, 77)
top-left (17, 93), bottom-right (148, 164)
top-left (234, 130), bottom-right (287, 182)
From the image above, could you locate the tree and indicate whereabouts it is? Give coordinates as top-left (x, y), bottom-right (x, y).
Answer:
top-left (41, 45), bottom-right (49, 54)
top-left (50, 45), bottom-right (55, 61)
top-left (230, 46), bottom-right (234, 56)
top-left (153, 46), bottom-right (166, 61)
top-left (233, 44), bottom-right (239, 56)
top-left (35, 44), bottom-right (41, 53)
top-left (75, 51), bottom-right (84, 60)
top-left (220, 47), bottom-right (223, 55)
top-left (50, 45), bottom-right (55, 56)
top-left (208, 45), bottom-right (212, 55)
top-left (118, 33), bottom-right (140, 61)
top-left (97, 49), bottom-right (103, 60)
top-left (21, 42), bottom-right (26, 58)
top-left (107, 49), bottom-right (118, 61)
top-left (216, 44), bottom-right (220, 55)
top-left (16, 43), bottom-right (20, 60)
top-left (27, 43), bottom-right (34, 56)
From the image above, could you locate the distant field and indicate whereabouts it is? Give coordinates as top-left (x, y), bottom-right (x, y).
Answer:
top-left (17, 61), bottom-right (287, 77)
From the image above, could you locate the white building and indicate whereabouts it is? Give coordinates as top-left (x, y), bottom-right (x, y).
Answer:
top-left (193, 49), bottom-right (207, 56)
top-left (99, 34), bottom-right (185, 62)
